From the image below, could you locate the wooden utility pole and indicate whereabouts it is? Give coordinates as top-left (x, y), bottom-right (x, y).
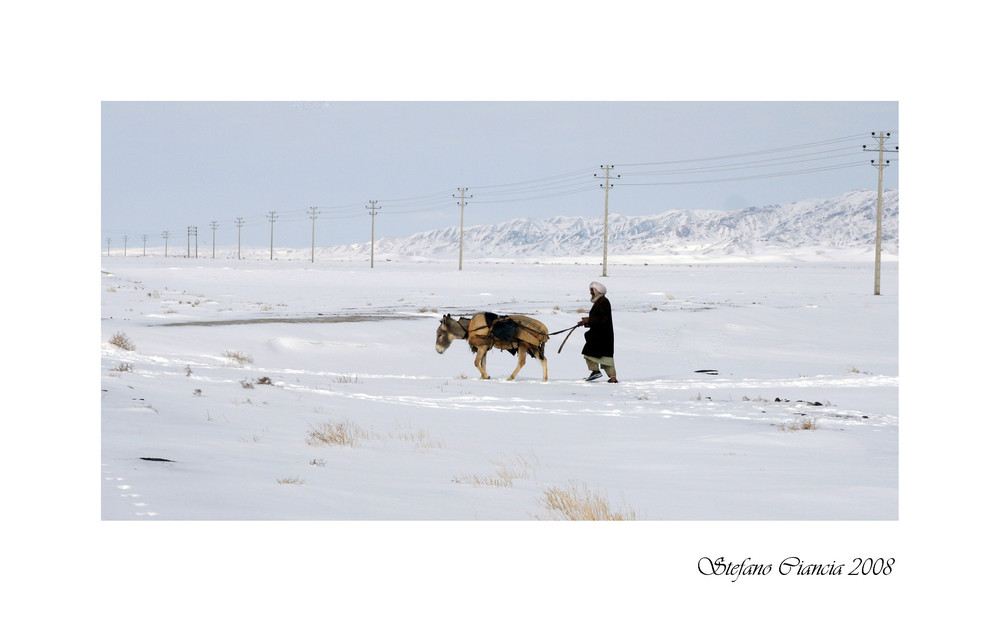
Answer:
top-left (161, 231), bottom-right (170, 257)
top-left (308, 207), bottom-right (320, 263)
top-left (266, 211), bottom-right (278, 260)
top-left (141, 234), bottom-right (148, 257)
top-left (122, 235), bottom-right (128, 257)
top-left (106, 238), bottom-right (111, 256)
top-left (595, 165), bottom-right (619, 277)
top-left (454, 188), bottom-right (471, 270)
top-left (367, 201), bottom-right (381, 268)
top-left (864, 132), bottom-right (898, 296)
top-left (235, 217), bottom-right (244, 259)
top-left (209, 221), bottom-right (218, 259)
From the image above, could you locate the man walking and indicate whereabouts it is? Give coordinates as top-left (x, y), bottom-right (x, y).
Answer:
top-left (577, 281), bottom-right (617, 383)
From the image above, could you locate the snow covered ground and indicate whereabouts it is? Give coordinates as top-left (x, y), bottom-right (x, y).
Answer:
top-left (102, 249), bottom-right (897, 522)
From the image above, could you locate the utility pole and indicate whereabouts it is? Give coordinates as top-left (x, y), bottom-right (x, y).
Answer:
top-left (209, 221), bottom-right (218, 259)
top-left (454, 188), bottom-right (471, 270)
top-left (161, 231), bottom-right (170, 257)
top-left (266, 211), bottom-right (278, 260)
top-left (106, 238), bottom-right (111, 256)
top-left (367, 201), bottom-right (380, 268)
top-left (863, 132), bottom-right (898, 296)
top-left (141, 234), bottom-right (148, 257)
top-left (235, 217), bottom-right (244, 259)
top-left (308, 207), bottom-right (320, 263)
top-left (122, 235), bottom-right (128, 257)
top-left (595, 165), bottom-right (619, 278)
top-left (187, 226), bottom-right (198, 258)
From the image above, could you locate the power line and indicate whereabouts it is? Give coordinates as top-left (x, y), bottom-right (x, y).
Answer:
top-left (621, 145), bottom-right (865, 177)
top-left (616, 133), bottom-right (876, 167)
top-left (618, 161), bottom-right (871, 186)
top-left (470, 166), bottom-right (596, 190)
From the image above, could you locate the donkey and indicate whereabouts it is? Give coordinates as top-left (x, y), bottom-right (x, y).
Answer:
top-left (435, 313), bottom-right (549, 381)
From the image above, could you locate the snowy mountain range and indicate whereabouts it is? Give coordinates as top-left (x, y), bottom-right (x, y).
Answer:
top-left (330, 188), bottom-right (898, 259)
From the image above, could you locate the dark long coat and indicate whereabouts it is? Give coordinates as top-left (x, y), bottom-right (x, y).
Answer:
top-left (582, 295), bottom-right (614, 358)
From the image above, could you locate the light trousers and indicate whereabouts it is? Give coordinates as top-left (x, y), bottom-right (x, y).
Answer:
top-left (584, 355), bottom-right (616, 377)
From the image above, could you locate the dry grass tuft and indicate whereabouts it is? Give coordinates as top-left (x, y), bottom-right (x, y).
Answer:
top-left (109, 331), bottom-right (135, 351)
top-left (306, 420), bottom-right (377, 447)
top-left (453, 451), bottom-right (538, 488)
top-left (453, 473), bottom-right (515, 488)
top-left (223, 350), bottom-right (253, 367)
top-left (534, 481), bottom-right (637, 521)
top-left (391, 423), bottom-right (444, 451)
top-left (776, 417), bottom-right (820, 432)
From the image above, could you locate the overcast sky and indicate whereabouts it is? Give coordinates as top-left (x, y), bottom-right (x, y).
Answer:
top-left (101, 101), bottom-right (898, 250)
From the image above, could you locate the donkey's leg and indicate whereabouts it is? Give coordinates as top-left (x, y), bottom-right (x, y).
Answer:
top-left (539, 343), bottom-right (548, 382)
top-left (475, 346), bottom-right (490, 379)
top-left (508, 344), bottom-right (527, 380)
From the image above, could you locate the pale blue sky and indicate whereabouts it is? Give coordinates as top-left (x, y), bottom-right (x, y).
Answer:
top-left (101, 101), bottom-right (897, 250)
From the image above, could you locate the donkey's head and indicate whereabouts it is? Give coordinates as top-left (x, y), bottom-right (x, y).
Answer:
top-left (435, 314), bottom-right (462, 353)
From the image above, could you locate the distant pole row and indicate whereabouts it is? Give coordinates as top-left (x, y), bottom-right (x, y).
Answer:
top-left (116, 205), bottom-right (383, 267)
top-left (103, 165), bottom-right (622, 273)
top-left (105, 170), bottom-right (623, 272)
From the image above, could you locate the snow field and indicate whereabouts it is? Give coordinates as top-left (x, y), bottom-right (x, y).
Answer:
top-left (102, 254), bottom-right (897, 521)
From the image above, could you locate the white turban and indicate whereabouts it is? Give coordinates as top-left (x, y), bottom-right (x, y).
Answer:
top-left (589, 281), bottom-right (607, 295)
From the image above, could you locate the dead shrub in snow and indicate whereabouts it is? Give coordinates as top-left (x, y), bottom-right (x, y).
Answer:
top-left (109, 331), bottom-right (135, 351)
top-left (776, 417), bottom-right (820, 432)
top-left (306, 420), bottom-right (376, 448)
top-left (223, 350), bottom-right (253, 367)
top-left (534, 481), bottom-right (637, 521)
